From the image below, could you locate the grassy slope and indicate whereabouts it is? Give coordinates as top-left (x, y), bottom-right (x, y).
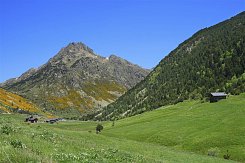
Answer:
top-left (0, 115), bottom-right (232, 162)
top-left (102, 94), bottom-right (245, 162)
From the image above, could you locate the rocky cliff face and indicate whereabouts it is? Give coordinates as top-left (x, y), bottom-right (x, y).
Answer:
top-left (1, 42), bottom-right (150, 117)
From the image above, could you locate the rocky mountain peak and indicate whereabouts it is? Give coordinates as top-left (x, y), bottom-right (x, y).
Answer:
top-left (49, 42), bottom-right (97, 67)
top-left (64, 42), bottom-right (94, 54)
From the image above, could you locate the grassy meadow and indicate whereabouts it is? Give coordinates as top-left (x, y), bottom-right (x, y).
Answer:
top-left (0, 94), bottom-right (244, 162)
top-left (103, 94), bottom-right (245, 162)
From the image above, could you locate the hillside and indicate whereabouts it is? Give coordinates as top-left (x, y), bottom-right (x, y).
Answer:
top-left (97, 11), bottom-right (245, 120)
top-left (0, 42), bottom-right (149, 117)
top-left (0, 88), bottom-right (44, 115)
top-left (102, 94), bottom-right (245, 162)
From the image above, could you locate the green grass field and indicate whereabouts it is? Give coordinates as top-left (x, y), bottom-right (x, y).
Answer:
top-left (0, 94), bottom-right (244, 162)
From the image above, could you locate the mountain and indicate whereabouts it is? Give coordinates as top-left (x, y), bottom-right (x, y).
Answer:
top-left (96, 12), bottom-right (245, 120)
top-left (0, 88), bottom-right (46, 115)
top-left (1, 42), bottom-right (150, 117)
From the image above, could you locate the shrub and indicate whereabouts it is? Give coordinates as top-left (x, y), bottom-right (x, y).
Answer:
top-left (1, 125), bottom-right (13, 135)
top-left (10, 140), bottom-right (26, 148)
top-left (223, 150), bottom-right (231, 160)
top-left (96, 124), bottom-right (103, 133)
top-left (207, 147), bottom-right (220, 157)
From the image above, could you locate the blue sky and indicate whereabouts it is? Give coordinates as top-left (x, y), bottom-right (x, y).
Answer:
top-left (0, 0), bottom-right (244, 83)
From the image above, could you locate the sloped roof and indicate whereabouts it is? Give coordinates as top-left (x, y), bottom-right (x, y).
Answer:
top-left (211, 92), bottom-right (227, 96)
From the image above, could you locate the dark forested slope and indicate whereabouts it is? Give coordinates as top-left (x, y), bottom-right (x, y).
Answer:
top-left (96, 11), bottom-right (245, 120)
